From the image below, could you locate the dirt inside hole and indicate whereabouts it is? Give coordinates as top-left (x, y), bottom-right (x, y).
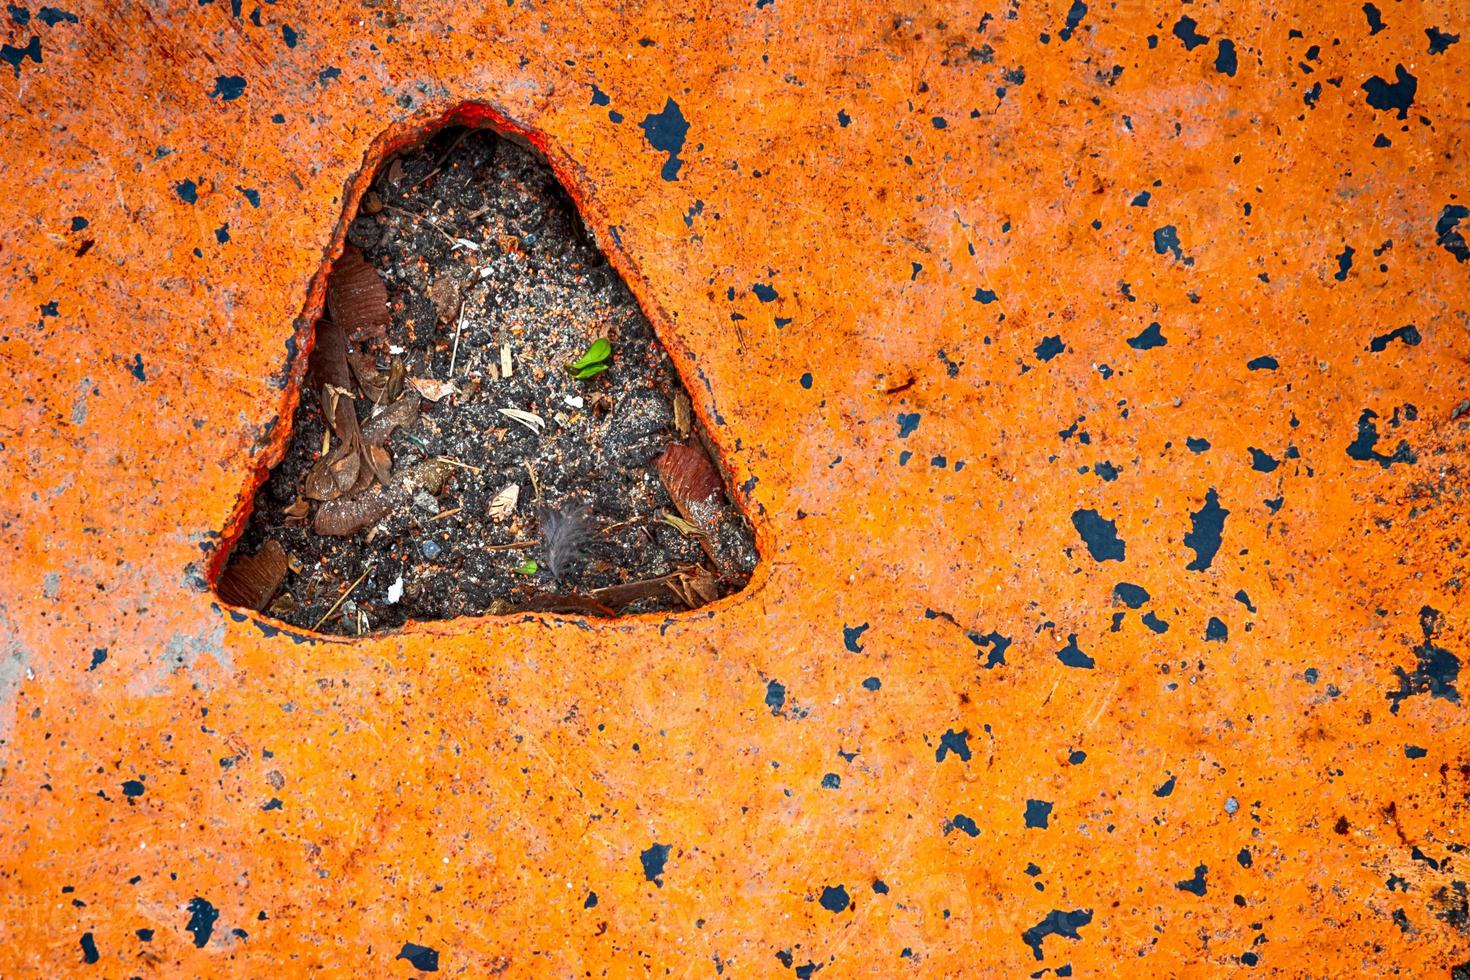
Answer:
top-left (224, 126), bottom-right (758, 634)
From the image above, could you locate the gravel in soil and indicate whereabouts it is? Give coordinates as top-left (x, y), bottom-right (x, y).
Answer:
top-left (227, 127), bottom-right (758, 634)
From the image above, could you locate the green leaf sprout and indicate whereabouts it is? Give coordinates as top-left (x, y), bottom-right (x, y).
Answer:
top-left (567, 338), bottom-right (612, 379)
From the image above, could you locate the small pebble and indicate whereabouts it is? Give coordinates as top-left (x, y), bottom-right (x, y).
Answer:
top-left (420, 539), bottom-right (442, 560)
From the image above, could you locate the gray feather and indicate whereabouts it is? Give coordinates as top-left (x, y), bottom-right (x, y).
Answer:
top-left (538, 503), bottom-right (594, 582)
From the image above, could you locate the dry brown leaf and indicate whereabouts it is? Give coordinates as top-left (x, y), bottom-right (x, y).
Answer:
top-left (678, 564), bottom-right (720, 606)
top-left (514, 593), bottom-right (616, 617)
top-left (326, 245), bottom-right (390, 342)
top-left (314, 458), bottom-right (454, 537)
top-left (383, 358), bottom-right (406, 404)
top-left (328, 446), bottom-right (363, 489)
top-left (487, 482), bottom-right (520, 520)
top-left (587, 564), bottom-right (719, 613)
top-left (305, 383), bottom-right (370, 501)
top-left (305, 438), bottom-right (361, 501)
top-left (673, 392), bottom-right (692, 438)
top-left (364, 443), bottom-right (392, 484)
top-left (655, 443), bottom-right (722, 523)
top-left (346, 348), bottom-right (385, 401)
top-left (427, 274), bottom-right (460, 325)
top-left (266, 592), bottom-right (296, 617)
top-left (655, 442), bottom-right (726, 569)
top-left (659, 512), bottom-right (703, 537)
top-left (360, 395), bottom-right (420, 447)
top-left (282, 498), bottom-right (311, 522)
top-left (409, 376), bottom-right (459, 402)
top-left (217, 540), bottom-right (289, 611)
top-left (309, 319), bottom-right (352, 392)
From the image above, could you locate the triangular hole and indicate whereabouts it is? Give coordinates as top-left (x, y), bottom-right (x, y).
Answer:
top-left (217, 123), bottom-right (757, 634)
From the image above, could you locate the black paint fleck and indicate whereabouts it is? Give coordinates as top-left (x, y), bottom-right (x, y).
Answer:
top-left (1175, 864), bottom-right (1208, 896)
top-left (1368, 324), bottom-right (1421, 351)
top-left (640, 98), bottom-right (689, 181)
top-left (1215, 39), bottom-right (1237, 77)
top-left (1071, 509), bottom-right (1125, 563)
top-left (1346, 409), bottom-right (1415, 468)
top-left (1172, 15), bottom-right (1208, 50)
top-left (946, 813), bottom-right (980, 837)
top-left (640, 842), bottom-right (671, 886)
top-left (1363, 3), bottom-right (1385, 35)
top-left (1035, 335), bottom-right (1065, 361)
top-left (185, 897), bottom-right (219, 948)
top-left (1361, 65), bottom-right (1417, 118)
top-left (209, 75), bottom-right (246, 101)
top-left (1021, 908), bottom-right (1094, 961)
top-left (1113, 583), bottom-right (1149, 609)
top-left (1055, 634), bottom-right (1095, 670)
top-left (396, 942), bottom-right (440, 972)
top-left (1184, 488), bottom-right (1228, 571)
top-left (765, 679), bottom-right (786, 714)
top-left (1387, 606), bottom-right (1461, 714)
top-left (819, 884), bottom-right (850, 913)
top-left (0, 35), bottom-right (40, 76)
top-left (1427, 27), bottom-right (1460, 55)
top-left (1127, 322), bottom-right (1166, 350)
top-left (936, 728), bottom-right (972, 763)
top-left (1435, 205), bottom-right (1470, 263)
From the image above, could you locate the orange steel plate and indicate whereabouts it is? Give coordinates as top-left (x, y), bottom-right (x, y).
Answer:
top-left (2, 1), bottom-right (1469, 975)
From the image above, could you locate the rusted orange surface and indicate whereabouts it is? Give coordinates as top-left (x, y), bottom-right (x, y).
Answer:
top-left (3, 0), bottom-right (1470, 975)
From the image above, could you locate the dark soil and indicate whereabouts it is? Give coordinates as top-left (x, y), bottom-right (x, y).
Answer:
top-left (229, 127), bottom-right (757, 635)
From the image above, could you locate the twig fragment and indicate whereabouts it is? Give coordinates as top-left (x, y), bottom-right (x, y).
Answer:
top-left (311, 565), bottom-right (373, 631)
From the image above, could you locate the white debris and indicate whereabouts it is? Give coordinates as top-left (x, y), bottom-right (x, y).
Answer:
top-left (498, 407), bottom-right (545, 433)
top-left (487, 482), bottom-right (520, 520)
top-left (564, 394), bottom-right (585, 409)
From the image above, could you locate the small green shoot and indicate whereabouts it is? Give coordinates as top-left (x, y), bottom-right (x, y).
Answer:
top-left (568, 338), bottom-right (612, 380)
top-left (514, 558), bottom-right (539, 575)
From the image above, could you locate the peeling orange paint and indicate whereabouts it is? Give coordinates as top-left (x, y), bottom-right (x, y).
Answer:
top-left (3, 1), bottom-right (1470, 975)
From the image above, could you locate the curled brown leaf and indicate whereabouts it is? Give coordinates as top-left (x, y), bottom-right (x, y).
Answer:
top-left (326, 244), bottom-right (390, 342)
top-left (309, 319), bottom-right (352, 392)
top-left (217, 539), bottom-right (290, 611)
top-left (314, 458), bottom-right (453, 537)
top-left (304, 384), bottom-right (370, 501)
top-left (655, 443), bottom-right (722, 522)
